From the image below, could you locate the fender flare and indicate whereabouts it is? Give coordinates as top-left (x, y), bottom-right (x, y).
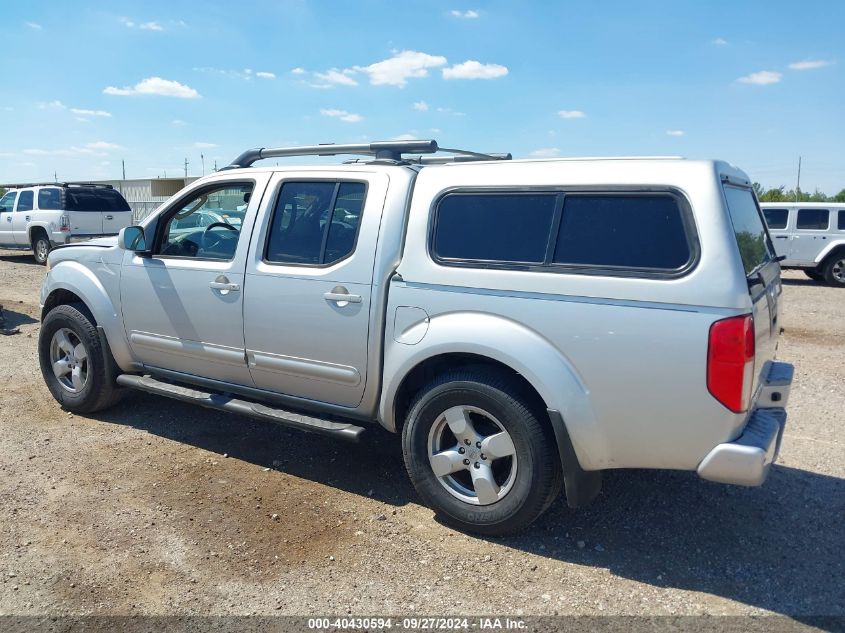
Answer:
top-left (815, 240), bottom-right (845, 265)
top-left (379, 311), bottom-right (608, 471)
top-left (27, 222), bottom-right (52, 244)
top-left (42, 261), bottom-right (135, 371)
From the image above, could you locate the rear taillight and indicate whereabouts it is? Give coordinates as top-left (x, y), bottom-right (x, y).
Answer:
top-left (59, 214), bottom-right (71, 232)
top-left (707, 314), bottom-right (755, 413)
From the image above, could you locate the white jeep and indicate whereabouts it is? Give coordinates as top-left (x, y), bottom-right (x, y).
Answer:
top-left (38, 140), bottom-right (793, 534)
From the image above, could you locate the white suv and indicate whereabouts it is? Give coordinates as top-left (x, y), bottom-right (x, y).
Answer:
top-left (0, 183), bottom-right (133, 264)
top-left (37, 140), bottom-right (793, 534)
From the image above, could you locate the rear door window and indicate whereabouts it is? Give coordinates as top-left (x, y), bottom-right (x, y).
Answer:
top-left (839, 210), bottom-right (845, 231)
top-left (65, 188), bottom-right (131, 212)
top-left (16, 190), bottom-right (33, 212)
top-left (552, 194), bottom-right (691, 270)
top-left (762, 208), bottom-right (788, 230)
top-left (796, 208), bottom-right (830, 230)
top-left (38, 188), bottom-right (62, 210)
top-left (723, 186), bottom-right (774, 275)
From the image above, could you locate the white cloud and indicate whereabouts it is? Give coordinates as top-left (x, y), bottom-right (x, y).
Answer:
top-left (712, 37), bottom-right (728, 46)
top-left (255, 71), bottom-right (276, 79)
top-left (436, 106), bottom-right (466, 116)
top-left (39, 100), bottom-right (66, 110)
top-left (450, 9), bottom-right (479, 18)
top-left (70, 108), bottom-right (112, 117)
top-left (413, 101), bottom-right (429, 111)
top-left (23, 141), bottom-right (122, 157)
top-left (353, 51), bottom-right (447, 87)
top-left (392, 133), bottom-right (418, 141)
top-left (788, 59), bottom-right (833, 70)
top-left (530, 148), bottom-right (561, 158)
top-left (104, 77), bottom-right (200, 98)
top-left (442, 60), bottom-right (508, 80)
top-left (291, 67), bottom-right (306, 75)
top-left (192, 142), bottom-right (217, 149)
top-left (171, 119), bottom-right (186, 126)
top-left (119, 17), bottom-right (135, 27)
top-left (558, 110), bottom-right (586, 119)
top-left (736, 70), bottom-right (782, 85)
top-left (85, 141), bottom-right (122, 151)
top-left (139, 21), bottom-right (164, 31)
top-left (311, 68), bottom-right (358, 88)
top-left (26, 22), bottom-right (42, 30)
top-left (666, 129), bottom-right (685, 137)
top-left (320, 108), bottom-right (363, 123)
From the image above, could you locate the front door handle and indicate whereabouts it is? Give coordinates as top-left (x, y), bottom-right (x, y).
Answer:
top-left (105, 215), bottom-right (114, 220)
top-left (25, 215), bottom-right (30, 221)
top-left (210, 275), bottom-right (240, 295)
top-left (324, 286), bottom-right (362, 305)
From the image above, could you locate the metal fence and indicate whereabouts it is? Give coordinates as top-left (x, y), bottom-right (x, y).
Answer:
top-left (130, 201), bottom-right (164, 224)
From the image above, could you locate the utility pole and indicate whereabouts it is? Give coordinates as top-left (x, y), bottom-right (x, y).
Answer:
top-left (122, 159), bottom-right (126, 180)
top-left (214, 159), bottom-right (218, 172)
top-left (795, 156), bottom-right (802, 202)
top-left (184, 157), bottom-right (189, 179)
top-left (201, 154), bottom-right (205, 176)
top-left (53, 171), bottom-right (57, 183)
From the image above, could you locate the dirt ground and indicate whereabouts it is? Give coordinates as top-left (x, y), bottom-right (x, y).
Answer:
top-left (0, 249), bottom-right (842, 621)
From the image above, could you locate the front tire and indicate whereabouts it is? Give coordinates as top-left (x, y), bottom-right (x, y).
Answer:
top-left (32, 232), bottom-right (51, 265)
top-left (822, 255), bottom-right (845, 287)
top-left (38, 304), bottom-right (123, 413)
top-left (402, 369), bottom-right (562, 535)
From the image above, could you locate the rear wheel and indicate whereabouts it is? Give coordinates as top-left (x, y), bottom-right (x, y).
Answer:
top-left (31, 232), bottom-right (51, 265)
top-left (38, 304), bottom-right (124, 412)
top-left (803, 269), bottom-right (824, 282)
top-left (822, 255), bottom-right (845, 287)
top-left (402, 369), bottom-right (562, 535)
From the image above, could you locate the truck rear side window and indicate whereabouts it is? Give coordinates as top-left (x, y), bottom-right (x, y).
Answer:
top-left (723, 186), bottom-right (774, 275)
top-left (265, 181), bottom-right (366, 266)
top-left (552, 194), bottom-right (690, 270)
top-left (762, 208), bottom-right (788, 229)
top-left (796, 208), bottom-right (830, 230)
top-left (840, 211), bottom-right (845, 231)
top-left (65, 188), bottom-right (131, 212)
top-left (433, 193), bottom-right (557, 264)
top-left (38, 188), bottom-right (62, 210)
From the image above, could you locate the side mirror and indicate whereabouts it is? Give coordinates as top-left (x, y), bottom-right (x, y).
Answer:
top-left (119, 226), bottom-right (147, 252)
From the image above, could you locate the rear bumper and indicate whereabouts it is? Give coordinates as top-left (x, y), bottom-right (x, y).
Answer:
top-left (697, 361), bottom-right (793, 487)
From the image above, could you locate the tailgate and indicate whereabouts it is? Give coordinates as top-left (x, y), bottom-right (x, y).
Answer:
top-left (103, 210), bottom-right (133, 234)
top-left (67, 209), bottom-right (103, 236)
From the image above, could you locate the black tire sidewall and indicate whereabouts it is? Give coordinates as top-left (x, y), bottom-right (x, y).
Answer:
top-left (32, 235), bottom-right (50, 265)
top-left (38, 305), bottom-right (105, 411)
top-left (403, 377), bottom-right (557, 534)
top-left (823, 256), bottom-right (845, 287)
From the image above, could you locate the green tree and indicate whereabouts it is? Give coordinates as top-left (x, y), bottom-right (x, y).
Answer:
top-left (832, 189), bottom-right (845, 203)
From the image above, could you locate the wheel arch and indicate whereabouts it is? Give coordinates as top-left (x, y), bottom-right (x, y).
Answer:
top-left (41, 262), bottom-right (135, 371)
top-left (815, 241), bottom-right (845, 265)
top-left (380, 311), bottom-right (607, 474)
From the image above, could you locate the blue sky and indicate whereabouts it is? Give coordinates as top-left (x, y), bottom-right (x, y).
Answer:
top-left (1, 0), bottom-right (843, 193)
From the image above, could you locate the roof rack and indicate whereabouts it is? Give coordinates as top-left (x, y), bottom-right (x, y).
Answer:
top-left (0, 182), bottom-right (114, 190)
top-left (223, 140), bottom-right (511, 169)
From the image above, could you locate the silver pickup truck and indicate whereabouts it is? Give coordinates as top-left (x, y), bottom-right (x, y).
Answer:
top-left (38, 140), bottom-right (793, 534)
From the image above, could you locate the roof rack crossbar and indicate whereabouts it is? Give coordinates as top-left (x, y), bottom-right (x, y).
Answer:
top-left (0, 182), bottom-right (114, 190)
top-left (224, 140), bottom-right (511, 169)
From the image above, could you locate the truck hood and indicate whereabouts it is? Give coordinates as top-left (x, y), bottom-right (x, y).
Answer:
top-left (49, 236), bottom-right (123, 267)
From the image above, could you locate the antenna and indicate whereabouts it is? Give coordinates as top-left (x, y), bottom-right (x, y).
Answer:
top-left (795, 156), bottom-right (802, 202)
top-left (201, 153), bottom-right (205, 176)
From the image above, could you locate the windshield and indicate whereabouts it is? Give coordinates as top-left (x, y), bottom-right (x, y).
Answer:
top-left (723, 185), bottom-right (775, 276)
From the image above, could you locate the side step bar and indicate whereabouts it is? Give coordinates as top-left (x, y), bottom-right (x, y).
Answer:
top-left (116, 374), bottom-right (367, 442)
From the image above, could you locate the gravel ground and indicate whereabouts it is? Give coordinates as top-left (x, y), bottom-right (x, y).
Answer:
top-left (0, 250), bottom-right (842, 622)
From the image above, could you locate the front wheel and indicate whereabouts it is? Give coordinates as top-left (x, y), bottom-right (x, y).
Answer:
top-left (32, 233), bottom-right (52, 265)
top-left (402, 369), bottom-right (562, 535)
top-left (38, 304), bottom-right (123, 412)
top-left (822, 255), bottom-right (845, 287)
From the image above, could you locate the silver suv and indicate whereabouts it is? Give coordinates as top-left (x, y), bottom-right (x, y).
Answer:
top-left (0, 183), bottom-right (133, 264)
top-left (38, 140), bottom-right (793, 534)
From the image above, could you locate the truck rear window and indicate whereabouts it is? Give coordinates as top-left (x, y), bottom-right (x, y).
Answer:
top-left (723, 186), bottom-right (774, 275)
top-left (65, 188), bottom-right (131, 212)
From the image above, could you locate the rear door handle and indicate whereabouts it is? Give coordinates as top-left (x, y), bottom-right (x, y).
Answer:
top-left (775, 236), bottom-right (788, 239)
top-left (105, 215), bottom-right (114, 220)
top-left (25, 215), bottom-right (31, 221)
top-left (324, 288), bottom-right (362, 304)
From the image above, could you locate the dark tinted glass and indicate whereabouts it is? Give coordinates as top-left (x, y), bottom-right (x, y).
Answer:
top-left (0, 191), bottom-right (16, 212)
top-left (839, 210), bottom-right (845, 231)
top-left (434, 194), bottom-right (557, 263)
top-left (762, 208), bottom-right (788, 230)
top-left (17, 190), bottom-right (33, 212)
top-left (266, 181), bottom-right (366, 265)
top-left (796, 208), bottom-right (830, 230)
top-left (553, 195), bottom-right (690, 269)
top-left (723, 186), bottom-right (773, 275)
top-left (65, 188), bottom-right (131, 212)
top-left (38, 188), bottom-right (62, 210)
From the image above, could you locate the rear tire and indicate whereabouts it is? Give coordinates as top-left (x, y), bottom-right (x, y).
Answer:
top-left (822, 254), bottom-right (845, 287)
top-left (803, 269), bottom-right (824, 282)
top-left (38, 304), bottom-right (124, 413)
top-left (402, 368), bottom-right (562, 535)
top-left (31, 232), bottom-right (51, 265)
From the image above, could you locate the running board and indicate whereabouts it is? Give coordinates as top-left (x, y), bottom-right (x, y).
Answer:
top-left (115, 374), bottom-right (367, 442)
